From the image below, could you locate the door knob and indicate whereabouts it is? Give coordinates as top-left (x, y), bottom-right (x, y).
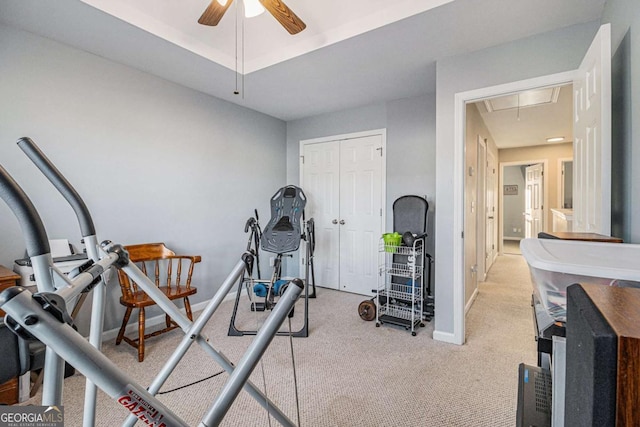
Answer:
top-left (332, 219), bottom-right (338, 224)
top-left (340, 220), bottom-right (345, 225)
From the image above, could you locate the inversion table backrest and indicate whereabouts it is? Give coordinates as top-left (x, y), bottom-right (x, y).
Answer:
top-left (261, 186), bottom-right (306, 254)
top-left (393, 195), bottom-right (429, 236)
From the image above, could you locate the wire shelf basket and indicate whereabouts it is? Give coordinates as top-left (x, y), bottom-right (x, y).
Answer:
top-left (378, 303), bottom-right (421, 321)
top-left (379, 241), bottom-right (423, 256)
top-left (387, 262), bottom-right (422, 279)
top-left (379, 282), bottom-right (422, 300)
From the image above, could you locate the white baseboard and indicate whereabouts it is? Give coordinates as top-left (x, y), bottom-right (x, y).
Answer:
top-left (465, 288), bottom-right (479, 314)
top-left (432, 330), bottom-right (463, 345)
top-left (100, 291), bottom-right (238, 342)
top-left (503, 236), bottom-right (523, 241)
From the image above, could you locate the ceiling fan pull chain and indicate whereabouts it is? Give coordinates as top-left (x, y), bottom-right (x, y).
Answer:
top-left (242, 11), bottom-right (245, 99)
top-left (234, 0), bottom-right (240, 95)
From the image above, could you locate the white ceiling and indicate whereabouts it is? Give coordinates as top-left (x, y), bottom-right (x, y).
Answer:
top-left (475, 84), bottom-right (574, 149)
top-left (0, 0), bottom-right (606, 121)
top-left (77, 0), bottom-right (456, 74)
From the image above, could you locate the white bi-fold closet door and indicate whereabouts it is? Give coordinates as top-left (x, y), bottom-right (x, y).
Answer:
top-left (301, 131), bottom-right (385, 296)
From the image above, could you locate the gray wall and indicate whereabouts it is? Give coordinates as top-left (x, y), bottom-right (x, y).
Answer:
top-left (3, 5), bottom-right (631, 346)
top-left (285, 94), bottom-right (437, 277)
top-left (602, 0), bottom-right (640, 243)
top-left (0, 25), bottom-right (286, 334)
top-left (434, 21), bottom-right (600, 341)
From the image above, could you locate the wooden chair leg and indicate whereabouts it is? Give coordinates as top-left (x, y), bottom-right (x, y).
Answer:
top-left (116, 307), bottom-right (132, 345)
top-left (165, 314), bottom-right (172, 329)
top-left (138, 307), bottom-right (145, 363)
top-left (184, 297), bottom-right (193, 321)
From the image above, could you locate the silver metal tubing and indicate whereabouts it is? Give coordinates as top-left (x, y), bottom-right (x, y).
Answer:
top-left (124, 257), bottom-right (296, 427)
top-left (83, 235), bottom-right (106, 427)
top-left (200, 279), bottom-right (304, 427)
top-left (53, 252), bottom-right (119, 303)
top-left (114, 246), bottom-right (295, 425)
top-left (41, 348), bottom-right (65, 406)
top-left (30, 253), bottom-right (62, 405)
top-left (1, 288), bottom-right (188, 427)
top-left (119, 262), bottom-right (194, 331)
top-left (15, 138), bottom-right (105, 424)
top-left (122, 258), bottom-right (247, 427)
top-left (49, 258), bottom-right (106, 295)
top-left (194, 337), bottom-right (296, 427)
top-left (17, 137), bottom-right (96, 237)
top-left (30, 254), bottom-right (55, 293)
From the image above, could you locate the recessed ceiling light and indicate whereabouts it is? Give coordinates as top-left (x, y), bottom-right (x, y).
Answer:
top-left (546, 137), bottom-right (565, 142)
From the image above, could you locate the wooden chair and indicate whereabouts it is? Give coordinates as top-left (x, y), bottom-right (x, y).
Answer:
top-left (115, 243), bottom-right (200, 362)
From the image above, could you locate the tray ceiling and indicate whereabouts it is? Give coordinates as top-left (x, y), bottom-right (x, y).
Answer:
top-left (0, 0), bottom-right (607, 120)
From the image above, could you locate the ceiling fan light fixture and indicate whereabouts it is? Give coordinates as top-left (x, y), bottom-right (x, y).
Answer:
top-left (243, 0), bottom-right (265, 18)
top-left (546, 136), bottom-right (565, 143)
top-left (198, 0), bottom-right (305, 34)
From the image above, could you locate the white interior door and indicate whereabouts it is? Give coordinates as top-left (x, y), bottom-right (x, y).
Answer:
top-left (339, 135), bottom-right (383, 295)
top-left (301, 132), bottom-right (384, 296)
top-left (485, 151), bottom-right (497, 272)
top-left (302, 141), bottom-right (340, 289)
top-left (572, 23), bottom-right (611, 235)
top-left (524, 163), bottom-right (544, 238)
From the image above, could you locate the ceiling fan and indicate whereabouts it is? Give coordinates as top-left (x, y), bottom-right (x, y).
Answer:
top-left (198, 0), bottom-right (306, 35)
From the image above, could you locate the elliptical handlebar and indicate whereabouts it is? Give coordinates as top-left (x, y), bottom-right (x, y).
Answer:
top-left (0, 164), bottom-right (50, 257)
top-left (17, 137), bottom-right (96, 237)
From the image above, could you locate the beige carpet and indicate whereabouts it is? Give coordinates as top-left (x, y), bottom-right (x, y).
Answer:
top-left (502, 240), bottom-right (522, 255)
top-left (24, 254), bottom-right (537, 426)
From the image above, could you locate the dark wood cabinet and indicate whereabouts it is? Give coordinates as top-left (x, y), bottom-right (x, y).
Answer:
top-left (0, 265), bottom-right (22, 405)
top-left (565, 284), bottom-right (640, 427)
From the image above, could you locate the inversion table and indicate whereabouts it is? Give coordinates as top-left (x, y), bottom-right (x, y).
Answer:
top-left (228, 185), bottom-right (316, 338)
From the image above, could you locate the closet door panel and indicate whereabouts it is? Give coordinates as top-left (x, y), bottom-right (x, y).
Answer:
top-left (302, 141), bottom-right (340, 289)
top-left (339, 135), bottom-right (383, 295)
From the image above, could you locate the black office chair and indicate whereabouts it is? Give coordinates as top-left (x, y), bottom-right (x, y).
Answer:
top-left (1, 313), bottom-right (75, 399)
top-left (0, 319), bottom-right (29, 403)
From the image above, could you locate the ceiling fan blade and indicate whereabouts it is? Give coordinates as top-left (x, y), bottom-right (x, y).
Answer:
top-left (198, 0), bottom-right (233, 26)
top-left (259, 0), bottom-right (306, 35)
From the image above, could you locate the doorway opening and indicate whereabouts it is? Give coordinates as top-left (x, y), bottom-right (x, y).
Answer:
top-left (461, 78), bottom-right (574, 343)
top-left (500, 160), bottom-right (551, 255)
top-left (450, 24), bottom-right (612, 346)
